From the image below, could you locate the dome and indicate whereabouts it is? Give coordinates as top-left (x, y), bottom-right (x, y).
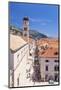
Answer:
top-left (23, 16), bottom-right (29, 21)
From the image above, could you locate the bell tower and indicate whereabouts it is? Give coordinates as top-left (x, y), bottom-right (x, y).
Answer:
top-left (23, 16), bottom-right (29, 43)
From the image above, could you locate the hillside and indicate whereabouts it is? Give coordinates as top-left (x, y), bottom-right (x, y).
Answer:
top-left (29, 30), bottom-right (47, 39)
top-left (9, 25), bottom-right (47, 39)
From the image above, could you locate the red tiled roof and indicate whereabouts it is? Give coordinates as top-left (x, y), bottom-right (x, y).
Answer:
top-left (38, 48), bottom-right (58, 58)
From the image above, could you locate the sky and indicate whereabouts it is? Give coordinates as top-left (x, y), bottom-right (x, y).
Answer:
top-left (9, 2), bottom-right (59, 38)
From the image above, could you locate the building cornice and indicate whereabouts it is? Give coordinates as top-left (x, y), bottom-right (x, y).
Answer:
top-left (10, 43), bottom-right (28, 53)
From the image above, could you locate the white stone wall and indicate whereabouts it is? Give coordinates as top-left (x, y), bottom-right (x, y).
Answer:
top-left (9, 44), bottom-right (29, 87)
top-left (13, 44), bottom-right (29, 87)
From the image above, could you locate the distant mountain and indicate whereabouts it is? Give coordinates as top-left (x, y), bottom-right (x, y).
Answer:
top-left (29, 30), bottom-right (47, 39)
top-left (9, 25), bottom-right (47, 39)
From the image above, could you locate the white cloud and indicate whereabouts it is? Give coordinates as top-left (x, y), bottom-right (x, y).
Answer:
top-left (29, 17), bottom-right (52, 25)
top-left (29, 17), bottom-right (42, 22)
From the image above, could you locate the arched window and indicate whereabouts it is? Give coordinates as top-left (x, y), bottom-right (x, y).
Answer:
top-left (45, 66), bottom-right (48, 71)
top-left (54, 65), bottom-right (59, 71)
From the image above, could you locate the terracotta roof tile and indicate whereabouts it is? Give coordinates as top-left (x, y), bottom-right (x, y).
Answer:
top-left (38, 48), bottom-right (58, 58)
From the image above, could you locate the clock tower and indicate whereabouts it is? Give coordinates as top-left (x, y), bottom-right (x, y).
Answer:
top-left (23, 16), bottom-right (29, 43)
